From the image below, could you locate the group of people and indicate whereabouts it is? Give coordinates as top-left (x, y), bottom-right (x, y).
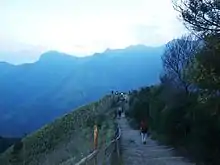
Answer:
top-left (112, 90), bottom-right (149, 144)
top-left (113, 91), bottom-right (127, 119)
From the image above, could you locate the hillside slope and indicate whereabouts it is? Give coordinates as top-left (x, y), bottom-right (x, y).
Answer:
top-left (0, 95), bottom-right (117, 165)
top-left (0, 45), bottom-right (164, 136)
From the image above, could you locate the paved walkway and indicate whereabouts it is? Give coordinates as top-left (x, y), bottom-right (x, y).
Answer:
top-left (118, 117), bottom-right (195, 165)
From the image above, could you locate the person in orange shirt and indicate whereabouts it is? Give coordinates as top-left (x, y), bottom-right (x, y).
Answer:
top-left (94, 124), bottom-right (98, 149)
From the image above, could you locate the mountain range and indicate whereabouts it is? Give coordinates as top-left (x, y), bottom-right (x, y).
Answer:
top-left (0, 45), bottom-right (164, 137)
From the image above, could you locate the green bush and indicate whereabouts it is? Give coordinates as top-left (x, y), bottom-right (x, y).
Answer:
top-left (128, 86), bottom-right (220, 165)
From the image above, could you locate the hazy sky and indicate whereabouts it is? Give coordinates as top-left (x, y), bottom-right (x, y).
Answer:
top-left (0, 0), bottom-right (187, 63)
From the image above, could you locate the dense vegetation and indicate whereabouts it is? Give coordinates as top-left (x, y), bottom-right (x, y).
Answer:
top-left (128, 0), bottom-right (220, 164)
top-left (0, 45), bottom-right (163, 137)
top-left (0, 95), bottom-right (117, 165)
top-left (0, 137), bottom-right (21, 154)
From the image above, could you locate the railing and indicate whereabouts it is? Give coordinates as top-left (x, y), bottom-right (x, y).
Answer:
top-left (75, 125), bottom-right (121, 165)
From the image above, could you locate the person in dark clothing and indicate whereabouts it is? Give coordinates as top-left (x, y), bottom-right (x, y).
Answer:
top-left (118, 109), bottom-right (122, 118)
top-left (117, 106), bottom-right (123, 118)
top-left (140, 120), bottom-right (148, 144)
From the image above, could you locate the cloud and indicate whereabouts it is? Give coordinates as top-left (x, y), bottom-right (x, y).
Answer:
top-left (0, 0), bottom-right (188, 63)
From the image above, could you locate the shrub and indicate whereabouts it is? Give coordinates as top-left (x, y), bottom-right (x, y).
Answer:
top-left (13, 140), bottom-right (23, 152)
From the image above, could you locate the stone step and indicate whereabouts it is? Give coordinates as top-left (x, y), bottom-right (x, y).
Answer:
top-left (144, 157), bottom-right (195, 165)
top-left (118, 116), bottom-right (194, 165)
top-left (129, 150), bottom-right (175, 159)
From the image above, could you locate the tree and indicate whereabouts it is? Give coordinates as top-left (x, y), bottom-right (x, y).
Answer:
top-left (173, 0), bottom-right (220, 97)
top-left (161, 35), bottom-right (201, 93)
top-left (173, 0), bottom-right (220, 36)
top-left (185, 34), bottom-right (220, 97)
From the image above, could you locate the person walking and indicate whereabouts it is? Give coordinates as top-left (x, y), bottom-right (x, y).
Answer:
top-left (118, 107), bottom-right (122, 118)
top-left (140, 119), bottom-right (148, 144)
top-left (94, 124), bottom-right (98, 149)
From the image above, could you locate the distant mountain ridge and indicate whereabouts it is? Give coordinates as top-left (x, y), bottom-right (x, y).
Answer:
top-left (0, 45), bottom-right (164, 136)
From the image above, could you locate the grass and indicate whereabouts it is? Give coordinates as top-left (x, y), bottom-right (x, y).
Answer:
top-left (0, 95), bottom-right (116, 165)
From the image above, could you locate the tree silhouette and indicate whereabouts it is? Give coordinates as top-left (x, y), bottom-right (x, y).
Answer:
top-left (173, 0), bottom-right (220, 35)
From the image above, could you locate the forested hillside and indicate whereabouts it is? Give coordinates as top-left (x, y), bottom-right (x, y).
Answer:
top-left (128, 0), bottom-right (220, 165)
top-left (0, 95), bottom-right (117, 165)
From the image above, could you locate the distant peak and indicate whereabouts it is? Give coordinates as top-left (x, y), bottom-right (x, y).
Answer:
top-left (38, 51), bottom-right (79, 63)
top-left (103, 45), bottom-right (148, 53)
top-left (103, 48), bottom-right (114, 53)
top-left (40, 51), bottom-right (69, 58)
top-left (0, 61), bottom-right (13, 67)
top-left (127, 44), bottom-right (147, 48)
top-left (126, 44), bottom-right (160, 51)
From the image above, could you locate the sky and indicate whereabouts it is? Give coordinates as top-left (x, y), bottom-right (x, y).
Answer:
top-left (0, 0), bottom-right (187, 64)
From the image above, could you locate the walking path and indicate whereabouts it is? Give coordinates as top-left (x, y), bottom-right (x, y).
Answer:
top-left (117, 117), bottom-right (195, 165)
